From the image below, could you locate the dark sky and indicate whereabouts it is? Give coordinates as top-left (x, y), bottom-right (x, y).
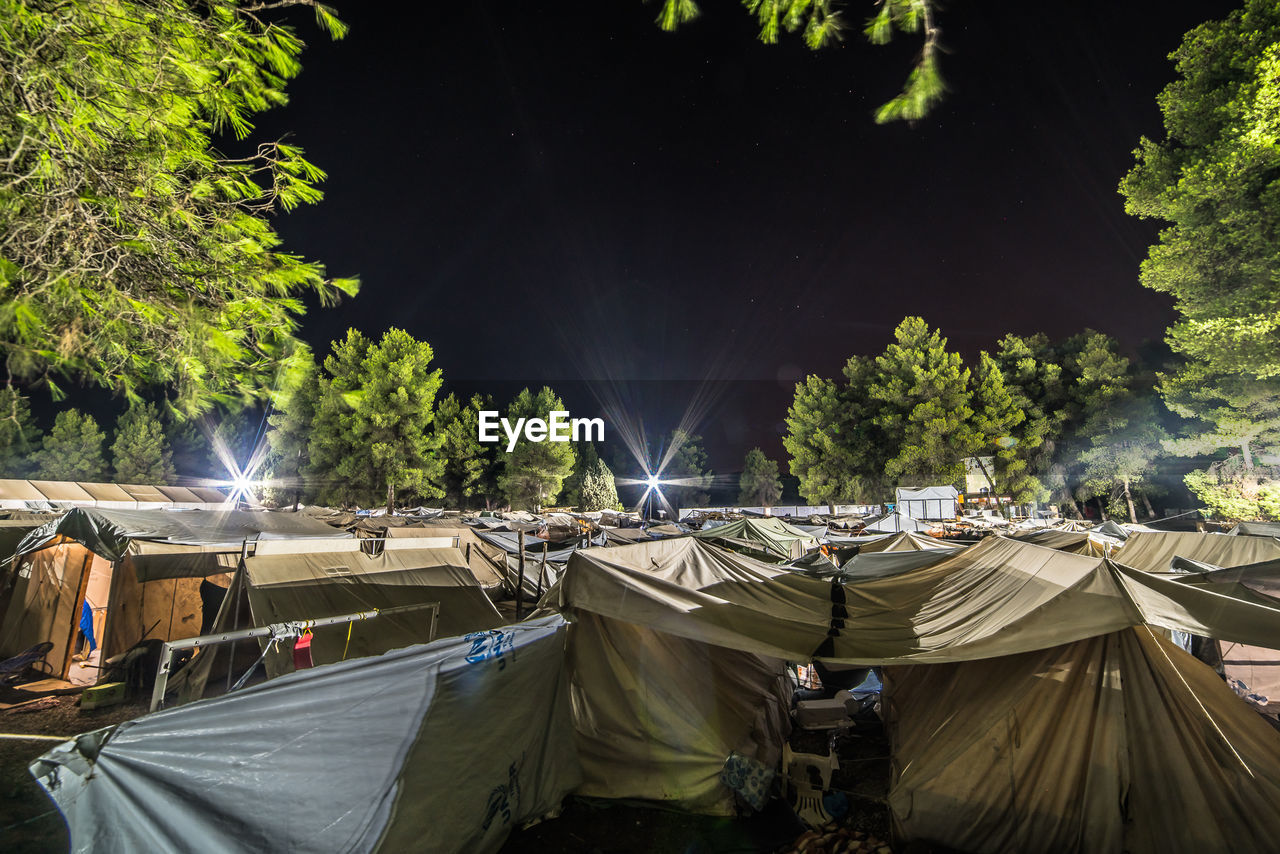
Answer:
top-left (253, 0), bottom-right (1239, 477)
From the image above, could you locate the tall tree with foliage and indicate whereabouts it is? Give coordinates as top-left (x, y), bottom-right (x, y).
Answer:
top-left (579, 458), bottom-right (621, 512)
top-left (36, 409), bottom-right (106, 481)
top-left (0, 0), bottom-right (356, 412)
top-left (992, 333), bottom-right (1069, 505)
top-left (784, 375), bottom-right (858, 509)
top-left (0, 384), bottom-right (41, 478)
top-left (1078, 395), bottom-right (1169, 523)
top-left (111, 403), bottom-right (175, 484)
top-left (261, 348), bottom-right (321, 507)
top-left (662, 429), bottom-right (713, 508)
top-left (1119, 0), bottom-right (1280, 519)
top-left (309, 329), bottom-right (444, 511)
top-left (433, 392), bottom-right (499, 510)
top-left (869, 317), bottom-right (977, 487)
top-left (559, 440), bottom-right (601, 509)
top-left (968, 351), bottom-right (1030, 509)
top-left (738, 448), bottom-right (783, 508)
top-left (498, 387), bottom-right (576, 510)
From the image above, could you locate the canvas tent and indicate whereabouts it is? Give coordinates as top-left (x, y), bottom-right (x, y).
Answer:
top-left (1007, 528), bottom-right (1110, 557)
top-left (548, 537), bottom-right (797, 814)
top-left (885, 626), bottom-right (1280, 853)
top-left (547, 534), bottom-right (1280, 840)
top-left (0, 507), bottom-right (351, 682)
top-left (1173, 556), bottom-right (1280, 715)
top-left (861, 510), bottom-right (935, 534)
top-left (893, 485), bottom-right (959, 521)
top-left (854, 530), bottom-right (954, 554)
top-left (32, 615), bottom-right (581, 854)
top-left (0, 479), bottom-right (227, 511)
top-left (830, 545), bottom-right (965, 582)
top-left (690, 516), bottom-right (819, 561)
top-left (1229, 520), bottom-right (1280, 538)
top-left (1112, 530), bottom-right (1280, 574)
top-left (237, 539), bottom-right (505, 677)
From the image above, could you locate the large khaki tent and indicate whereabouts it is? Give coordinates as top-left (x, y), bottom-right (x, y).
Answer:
top-left (238, 539), bottom-right (505, 677)
top-left (551, 535), bottom-right (1280, 847)
top-left (1174, 557), bottom-right (1280, 715)
top-left (0, 508), bottom-right (351, 682)
top-left (1112, 530), bottom-right (1280, 574)
top-left (855, 530), bottom-right (955, 554)
top-left (690, 516), bottom-right (819, 561)
top-left (885, 626), bottom-right (1280, 853)
top-left (32, 616), bottom-right (581, 854)
top-left (1007, 527), bottom-right (1110, 556)
top-left (549, 537), bottom-right (796, 814)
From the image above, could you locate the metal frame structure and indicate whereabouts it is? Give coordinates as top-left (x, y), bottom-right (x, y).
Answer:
top-left (149, 601), bottom-right (440, 712)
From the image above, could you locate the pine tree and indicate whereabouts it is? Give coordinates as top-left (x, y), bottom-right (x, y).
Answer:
top-left (579, 458), bottom-right (621, 512)
top-left (111, 403), bottom-right (175, 484)
top-left (560, 440), bottom-right (601, 509)
top-left (969, 352), bottom-right (1031, 509)
top-left (738, 448), bottom-right (783, 508)
top-left (262, 348), bottom-right (321, 507)
top-left (869, 317), bottom-right (976, 487)
top-left (36, 409), bottom-right (107, 482)
top-left (1119, 0), bottom-right (1280, 517)
top-left (1078, 396), bottom-right (1169, 523)
top-left (662, 429), bottom-right (713, 508)
top-left (166, 417), bottom-right (211, 482)
top-left (0, 0), bottom-right (355, 411)
top-left (205, 408), bottom-right (265, 481)
top-left (498, 387), bottom-right (576, 511)
top-left (992, 334), bottom-right (1067, 505)
top-left (309, 328), bottom-right (444, 511)
top-left (0, 384), bottom-right (41, 478)
top-left (784, 375), bottom-right (858, 509)
top-left (434, 392), bottom-right (499, 510)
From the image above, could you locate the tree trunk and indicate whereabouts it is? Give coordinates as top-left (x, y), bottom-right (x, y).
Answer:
top-left (1242, 439), bottom-right (1255, 471)
top-left (1069, 499), bottom-right (1085, 520)
top-left (1095, 496), bottom-right (1108, 521)
top-left (1122, 477), bottom-right (1137, 524)
top-left (1141, 491), bottom-right (1156, 520)
top-left (385, 481), bottom-right (395, 515)
top-left (827, 502), bottom-right (835, 517)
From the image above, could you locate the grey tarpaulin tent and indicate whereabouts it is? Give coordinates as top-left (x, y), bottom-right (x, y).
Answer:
top-left (31, 615), bottom-right (581, 854)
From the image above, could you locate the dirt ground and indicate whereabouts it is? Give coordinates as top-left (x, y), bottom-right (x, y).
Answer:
top-left (0, 692), bottom-right (150, 853)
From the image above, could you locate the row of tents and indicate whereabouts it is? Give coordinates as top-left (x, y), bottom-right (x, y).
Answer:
top-left (5, 506), bottom-right (1280, 852)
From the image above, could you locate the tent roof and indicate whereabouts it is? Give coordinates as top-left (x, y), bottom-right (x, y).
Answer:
top-left (691, 517), bottom-right (818, 560)
top-left (549, 535), bottom-right (1280, 666)
top-left (895, 485), bottom-right (959, 501)
top-left (856, 531), bottom-right (954, 553)
top-left (1229, 520), bottom-right (1280, 538)
top-left (1112, 530), bottom-right (1280, 574)
top-left (1007, 529), bottom-right (1108, 556)
top-left (862, 511), bottom-right (933, 533)
top-left (16, 507), bottom-right (352, 563)
top-left (32, 615), bottom-right (578, 854)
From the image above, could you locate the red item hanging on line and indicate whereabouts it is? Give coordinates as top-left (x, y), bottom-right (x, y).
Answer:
top-left (293, 630), bottom-right (314, 670)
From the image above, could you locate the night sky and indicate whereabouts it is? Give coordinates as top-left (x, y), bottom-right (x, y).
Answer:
top-left (251, 0), bottom-right (1239, 479)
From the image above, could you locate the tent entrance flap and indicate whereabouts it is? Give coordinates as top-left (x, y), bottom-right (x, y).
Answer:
top-left (150, 601), bottom-right (440, 711)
